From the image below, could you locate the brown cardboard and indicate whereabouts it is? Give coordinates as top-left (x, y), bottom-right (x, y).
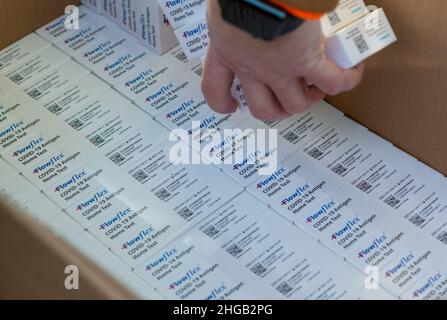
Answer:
top-left (327, 0), bottom-right (447, 176)
top-left (0, 0), bottom-right (446, 299)
top-left (0, 200), bottom-right (134, 299)
top-left (0, 0), bottom-right (80, 49)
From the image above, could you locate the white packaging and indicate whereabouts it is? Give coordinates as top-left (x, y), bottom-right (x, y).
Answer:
top-left (0, 107), bottom-right (58, 153)
top-left (23, 59), bottom-right (90, 102)
top-left (36, 6), bottom-right (99, 43)
top-left (157, 0), bottom-right (206, 30)
top-left (380, 237), bottom-right (447, 296)
top-left (0, 74), bottom-right (19, 99)
top-left (0, 46), bottom-right (69, 89)
top-left (0, 33), bottom-right (50, 73)
top-left (133, 0), bottom-right (179, 55)
top-left (74, 32), bottom-right (138, 70)
top-left (95, 48), bottom-right (156, 84)
top-left (81, 0), bottom-right (103, 13)
top-left (0, 91), bottom-right (34, 126)
top-left (20, 193), bottom-right (62, 222)
top-left (325, 131), bottom-right (391, 179)
top-left (105, 0), bottom-right (178, 55)
top-left (40, 73), bottom-right (110, 118)
top-left (44, 154), bottom-right (121, 209)
top-left (302, 117), bottom-right (368, 165)
top-left (0, 175), bottom-right (40, 206)
top-left (325, 8), bottom-right (397, 69)
top-left (321, 0), bottom-right (367, 37)
top-left (22, 138), bottom-right (96, 189)
top-left (101, 121), bottom-right (169, 169)
top-left (0, 158), bottom-right (17, 185)
top-left (134, 72), bottom-right (201, 116)
top-left (46, 213), bottom-right (85, 241)
top-left (175, 17), bottom-right (208, 60)
top-left (5, 121), bottom-right (77, 171)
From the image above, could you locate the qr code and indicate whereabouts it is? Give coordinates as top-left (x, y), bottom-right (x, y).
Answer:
top-left (284, 131), bottom-right (299, 143)
top-left (354, 34), bottom-right (370, 54)
top-left (436, 231), bottom-right (447, 245)
top-left (109, 152), bottom-right (125, 165)
top-left (133, 170), bottom-right (149, 183)
top-left (250, 263), bottom-right (268, 277)
top-left (332, 163), bottom-right (348, 176)
top-left (356, 180), bottom-right (373, 193)
top-left (327, 12), bottom-right (341, 26)
top-left (27, 89), bottom-right (42, 100)
top-left (409, 214), bottom-right (426, 227)
top-left (47, 104), bottom-right (63, 114)
top-left (177, 207), bottom-right (195, 220)
top-left (68, 118), bottom-right (84, 130)
top-left (275, 282), bottom-right (293, 296)
top-left (203, 225), bottom-right (220, 238)
top-left (384, 195), bottom-right (400, 208)
top-left (226, 244), bottom-right (243, 257)
top-left (9, 73), bottom-right (24, 84)
top-left (175, 51), bottom-right (188, 63)
top-left (308, 147), bottom-right (323, 160)
top-left (156, 188), bottom-right (171, 201)
top-left (89, 134), bottom-right (105, 147)
top-left (194, 66), bottom-right (203, 77)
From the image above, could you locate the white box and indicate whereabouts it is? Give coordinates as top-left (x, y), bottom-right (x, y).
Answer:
top-left (104, 0), bottom-right (178, 55)
top-left (325, 8), bottom-right (397, 69)
top-left (321, 0), bottom-right (367, 37)
top-left (81, 0), bottom-right (103, 14)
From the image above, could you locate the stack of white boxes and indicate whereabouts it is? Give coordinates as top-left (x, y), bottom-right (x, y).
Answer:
top-left (81, 0), bottom-right (178, 55)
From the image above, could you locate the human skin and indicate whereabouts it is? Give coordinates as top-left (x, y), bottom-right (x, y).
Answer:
top-left (201, 0), bottom-right (365, 121)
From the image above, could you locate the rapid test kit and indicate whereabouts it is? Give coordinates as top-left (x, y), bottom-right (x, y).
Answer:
top-left (322, 0), bottom-right (397, 68)
top-left (0, 3), bottom-right (446, 301)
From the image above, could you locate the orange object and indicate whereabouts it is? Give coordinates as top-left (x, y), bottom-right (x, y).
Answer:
top-left (266, 0), bottom-right (326, 20)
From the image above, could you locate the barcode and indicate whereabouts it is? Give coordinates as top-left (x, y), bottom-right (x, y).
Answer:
top-left (308, 147), bottom-right (324, 160)
top-left (109, 152), bottom-right (125, 165)
top-left (133, 170), bottom-right (149, 183)
top-left (384, 195), bottom-right (400, 208)
top-left (356, 180), bottom-right (373, 193)
top-left (327, 12), bottom-right (341, 26)
top-left (89, 134), bottom-right (105, 147)
top-left (177, 207), bottom-right (195, 220)
top-left (409, 214), bottom-right (426, 227)
top-left (47, 104), bottom-right (63, 114)
top-left (203, 225), bottom-right (220, 238)
top-left (175, 51), bottom-right (188, 63)
top-left (9, 73), bottom-right (24, 84)
top-left (332, 163), bottom-right (348, 176)
top-left (354, 34), bottom-right (369, 54)
top-left (284, 131), bottom-right (299, 143)
top-left (226, 244), bottom-right (243, 257)
top-left (275, 282), bottom-right (293, 296)
top-left (436, 231), bottom-right (447, 245)
top-left (250, 262), bottom-right (268, 276)
top-left (27, 89), bottom-right (42, 100)
top-left (68, 118), bottom-right (84, 130)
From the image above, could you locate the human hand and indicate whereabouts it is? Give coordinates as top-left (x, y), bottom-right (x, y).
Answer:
top-left (202, 0), bottom-right (364, 121)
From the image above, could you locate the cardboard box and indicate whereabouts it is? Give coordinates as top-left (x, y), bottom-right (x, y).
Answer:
top-left (0, 0), bottom-right (446, 299)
